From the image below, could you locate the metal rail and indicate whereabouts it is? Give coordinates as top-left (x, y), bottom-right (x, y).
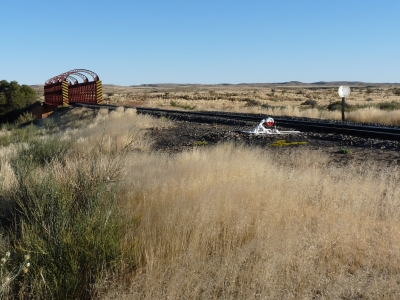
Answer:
top-left (272, 118), bottom-right (400, 140)
top-left (71, 103), bottom-right (400, 141)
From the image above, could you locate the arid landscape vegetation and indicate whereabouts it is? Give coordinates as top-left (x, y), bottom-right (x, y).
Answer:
top-left (1, 91), bottom-right (400, 298)
top-left (5, 0), bottom-right (400, 297)
top-left (32, 82), bottom-right (400, 125)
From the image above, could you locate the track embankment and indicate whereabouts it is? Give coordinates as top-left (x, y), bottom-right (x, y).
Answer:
top-left (71, 103), bottom-right (400, 154)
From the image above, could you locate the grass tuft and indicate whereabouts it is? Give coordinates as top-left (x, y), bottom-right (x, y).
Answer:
top-left (243, 98), bottom-right (261, 107)
top-left (338, 147), bottom-right (352, 154)
top-left (270, 139), bottom-right (307, 147)
top-left (193, 140), bottom-right (209, 146)
top-left (378, 101), bottom-right (400, 111)
top-left (170, 101), bottom-right (196, 110)
top-left (12, 137), bottom-right (70, 167)
top-left (4, 133), bottom-right (136, 298)
top-left (0, 124), bottom-right (37, 147)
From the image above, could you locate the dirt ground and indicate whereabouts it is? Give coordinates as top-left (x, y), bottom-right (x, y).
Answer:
top-left (147, 119), bottom-right (400, 169)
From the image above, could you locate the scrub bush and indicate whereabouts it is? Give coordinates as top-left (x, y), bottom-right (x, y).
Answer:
top-left (378, 101), bottom-right (400, 111)
top-left (2, 136), bottom-right (135, 299)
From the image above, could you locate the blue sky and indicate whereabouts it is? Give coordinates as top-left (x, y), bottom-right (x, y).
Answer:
top-left (1, 0), bottom-right (399, 85)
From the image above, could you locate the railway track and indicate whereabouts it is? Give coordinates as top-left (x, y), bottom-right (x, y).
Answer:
top-left (72, 103), bottom-right (400, 141)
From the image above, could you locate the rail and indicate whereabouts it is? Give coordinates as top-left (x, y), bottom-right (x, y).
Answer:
top-left (71, 103), bottom-right (400, 141)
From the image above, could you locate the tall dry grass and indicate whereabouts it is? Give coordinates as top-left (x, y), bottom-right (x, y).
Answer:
top-left (262, 106), bottom-right (400, 125)
top-left (106, 84), bottom-right (399, 125)
top-left (107, 144), bottom-right (400, 299)
top-left (0, 107), bottom-right (173, 298)
top-left (2, 105), bottom-right (400, 298)
top-left (346, 107), bottom-right (400, 125)
top-left (33, 83), bottom-right (397, 125)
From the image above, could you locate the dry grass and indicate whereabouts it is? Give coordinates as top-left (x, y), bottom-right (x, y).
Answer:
top-left (102, 144), bottom-right (400, 299)
top-left (2, 105), bottom-right (400, 298)
top-left (0, 107), bottom-right (175, 298)
top-left (0, 107), bottom-right (173, 191)
top-left (346, 107), bottom-right (400, 125)
top-left (98, 91), bottom-right (400, 125)
top-left (31, 83), bottom-right (400, 125)
top-left (101, 84), bottom-right (400, 125)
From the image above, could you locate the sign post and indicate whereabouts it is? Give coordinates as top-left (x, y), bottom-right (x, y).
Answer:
top-left (338, 86), bottom-right (351, 121)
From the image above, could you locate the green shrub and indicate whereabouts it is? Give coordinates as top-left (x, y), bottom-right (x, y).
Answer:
top-left (1, 123), bottom-right (15, 131)
top-left (393, 88), bottom-right (400, 96)
top-left (7, 151), bottom-right (134, 299)
top-left (13, 137), bottom-right (70, 167)
top-left (0, 135), bottom-right (136, 298)
top-left (338, 147), bottom-right (352, 154)
top-left (170, 101), bottom-right (195, 110)
top-left (17, 112), bottom-right (35, 124)
top-left (0, 81), bottom-right (37, 115)
top-left (327, 101), bottom-right (353, 112)
top-left (0, 251), bottom-right (31, 298)
top-left (261, 103), bottom-right (272, 109)
top-left (0, 124), bottom-right (37, 147)
top-left (244, 98), bottom-right (261, 107)
top-left (378, 101), bottom-right (400, 111)
top-left (301, 99), bottom-right (318, 107)
top-left (42, 118), bottom-right (58, 131)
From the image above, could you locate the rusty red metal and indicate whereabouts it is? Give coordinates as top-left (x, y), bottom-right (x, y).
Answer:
top-left (43, 81), bottom-right (66, 107)
top-left (44, 69), bottom-right (99, 86)
top-left (68, 81), bottom-right (98, 104)
top-left (44, 69), bottom-right (102, 108)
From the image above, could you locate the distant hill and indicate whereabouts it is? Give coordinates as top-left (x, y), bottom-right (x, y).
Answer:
top-left (30, 81), bottom-right (400, 96)
top-left (275, 81), bottom-right (398, 87)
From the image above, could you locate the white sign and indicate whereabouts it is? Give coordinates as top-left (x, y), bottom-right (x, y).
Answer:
top-left (338, 86), bottom-right (351, 97)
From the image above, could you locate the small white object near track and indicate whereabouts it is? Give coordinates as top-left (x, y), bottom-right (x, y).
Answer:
top-left (242, 118), bottom-right (301, 135)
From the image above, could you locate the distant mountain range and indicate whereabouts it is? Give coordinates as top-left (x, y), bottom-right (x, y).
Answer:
top-left (130, 81), bottom-right (399, 87)
top-left (277, 81), bottom-right (399, 86)
top-left (31, 81), bottom-right (400, 91)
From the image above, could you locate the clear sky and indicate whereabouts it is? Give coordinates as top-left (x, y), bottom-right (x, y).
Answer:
top-left (1, 0), bottom-right (400, 85)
